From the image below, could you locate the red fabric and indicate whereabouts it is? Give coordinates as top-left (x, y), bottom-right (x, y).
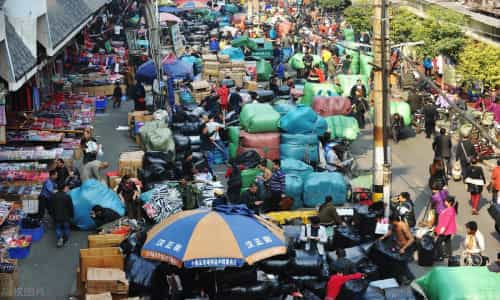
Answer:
top-left (325, 273), bottom-right (363, 300)
top-left (217, 86), bottom-right (229, 110)
top-left (471, 193), bottom-right (481, 210)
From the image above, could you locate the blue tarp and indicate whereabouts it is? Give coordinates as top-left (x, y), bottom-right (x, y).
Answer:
top-left (220, 47), bottom-right (245, 61)
top-left (136, 60), bottom-right (157, 84)
top-left (163, 59), bottom-right (194, 80)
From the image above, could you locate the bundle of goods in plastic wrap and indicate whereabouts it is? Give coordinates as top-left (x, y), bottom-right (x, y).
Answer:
top-left (280, 133), bottom-right (319, 163)
top-left (303, 172), bottom-right (348, 207)
top-left (171, 121), bottom-right (201, 136)
top-left (312, 96), bottom-right (352, 117)
top-left (285, 173), bottom-right (304, 209)
top-left (336, 74), bottom-right (370, 97)
top-left (139, 120), bottom-right (175, 153)
top-left (139, 151), bottom-right (176, 185)
top-left (281, 158), bottom-right (314, 182)
top-left (390, 101), bottom-right (412, 126)
top-left (142, 184), bottom-right (182, 223)
top-left (70, 179), bottom-right (125, 230)
top-left (301, 82), bottom-right (339, 106)
top-left (256, 59), bottom-right (273, 81)
top-left (251, 90), bottom-right (275, 103)
top-left (279, 105), bottom-right (327, 135)
top-left (240, 103), bottom-right (281, 133)
top-left (288, 53), bottom-right (322, 70)
top-left (196, 181), bottom-right (224, 207)
top-left (238, 130), bottom-right (280, 160)
top-left (228, 126), bottom-right (240, 160)
top-left (345, 46), bottom-right (361, 74)
top-left (360, 54), bottom-right (374, 78)
top-left (240, 168), bottom-right (263, 192)
top-left (325, 115), bottom-right (360, 140)
top-left (273, 100), bottom-right (296, 116)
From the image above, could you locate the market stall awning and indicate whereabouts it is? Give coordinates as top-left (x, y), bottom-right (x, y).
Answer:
top-left (141, 206), bottom-right (287, 268)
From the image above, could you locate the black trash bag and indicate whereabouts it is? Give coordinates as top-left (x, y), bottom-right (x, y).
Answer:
top-left (173, 134), bottom-right (191, 153)
top-left (171, 122), bottom-right (200, 136)
top-left (290, 250), bottom-right (323, 276)
top-left (337, 279), bottom-right (368, 300)
top-left (222, 282), bottom-right (271, 300)
top-left (353, 205), bottom-right (377, 239)
top-left (191, 152), bottom-right (210, 172)
top-left (144, 151), bottom-right (174, 168)
top-left (234, 150), bottom-right (261, 168)
top-left (327, 255), bottom-right (356, 275)
top-left (417, 234), bottom-right (435, 267)
top-left (258, 255), bottom-right (290, 275)
top-left (333, 226), bottom-right (362, 249)
top-left (356, 259), bottom-right (380, 281)
top-left (217, 266), bottom-right (258, 287)
top-left (278, 85), bottom-right (291, 96)
top-left (343, 246), bottom-right (367, 265)
top-left (291, 275), bottom-right (319, 287)
top-left (362, 286), bottom-right (386, 300)
top-left (384, 286), bottom-right (417, 300)
top-left (172, 106), bottom-right (188, 123)
top-left (253, 90), bottom-right (275, 103)
top-left (188, 135), bottom-right (201, 146)
top-left (302, 279), bottom-right (327, 299)
top-left (125, 253), bottom-right (160, 289)
top-left (448, 255), bottom-right (461, 267)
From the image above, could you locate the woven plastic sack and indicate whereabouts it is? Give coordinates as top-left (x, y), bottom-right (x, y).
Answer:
top-left (70, 179), bottom-right (125, 230)
top-left (360, 54), bottom-right (374, 78)
top-left (281, 158), bottom-right (314, 182)
top-left (228, 126), bottom-right (240, 143)
top-left (325, 115), bottom-right (360, 140)
top-left (312, 96), bottom-right (352, 117)
top-left (231, 36), bottom-right (257, 49)
top-left (301, 82), bottom-right (338, 106)
top-left (139, 120), bottom-right (168, 144)
top-left (240, 103), bottom-right (281, 133)
top-left (280, 105), bottom-right (323, 134)
top-left (286, 174), bottom-right (304, 210)
top-left (257, 60), bottom-right (273, 81)
top-left (416, 267), bottom-right (500, 300)
top-left (343, 28), bottom-right (355, 42)
top-left (336, 75), bottom-right (370, 97)
top-left (241, 168), bottom-right (262, 190)
top-left (303, 172), bottom-right (347, 207)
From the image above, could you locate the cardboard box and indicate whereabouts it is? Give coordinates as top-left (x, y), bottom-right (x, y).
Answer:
top-left (0, 259), bottom-right (18, 299)
top-left (127, 111), bottom-right (146, 127)
top-left (80, 247), bottom-right (124, 282)
top-left (86, 293), bottom-right (113, 300)
top-left (202, 54), bottom-right (218, 61)
top-left (118, 151), bottom-right (144, 177)
top-left (244, 80), bottom-right (258, 91)
top-left (193, 91), bottom-right (210, 103)
top-left (190, 80), bottom-right (210, 92)
top-left (107, 175), bottom-right (120, 190)
top-left (218, 54), bottom-right (230, 63)
top-left (203, 61), bottom-right (219, 71)
top-left (86, 268), bottom-right (129, 295)
top-left (88, 234), bottom-right (126, 248)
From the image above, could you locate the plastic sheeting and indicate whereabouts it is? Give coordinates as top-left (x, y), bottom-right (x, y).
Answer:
top-left (281, 158), bottom-right (314, 182)
top-left (280, 134), bottom-right (319, 163)
top-left (240, 103), bottom-right (281, 133)
top-left (312, 96), bottom-right (352, 117)
top-left (301, 82), bottom-right (338, 106)
top-left (286, 174), bottom-right (304, 209)
top-left (140, 120), bottom-right (175, 153)
top-left (325, 115), bottom-right (360, 140)
top-left (360, 54), bottom-right (374, 78)
top-left (416, 267), bottom-right (500, 300)
top-left (279, 105), bottom-right (327, 135)
top-left (70, 179), bottom-right (125, 230)
top-left (303, 172), bottom-right (347, 207)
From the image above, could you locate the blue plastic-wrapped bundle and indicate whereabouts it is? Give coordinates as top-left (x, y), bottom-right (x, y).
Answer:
top-left (280, 134), bottom-right (319, 163)
top-left (70, 179), bottom-right (125, 230)
top-left (286, 174), bottom-right (304, 210)
top-left (279, 105), bottom-right (326, 136)
top-left (303, 172), bottom-right (348, 207)
top-left (281, 158), bottom-right (314, 182)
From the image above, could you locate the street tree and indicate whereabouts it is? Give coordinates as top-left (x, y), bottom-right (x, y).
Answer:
top-left (456, 41), bottom-right (500, 88)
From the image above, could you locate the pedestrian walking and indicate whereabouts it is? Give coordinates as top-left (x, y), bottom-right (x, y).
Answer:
top-left (51, 185), bottom-right (73, 248)
top-left (465, 157), bottom-right (486, 215)
top-left (38, 170), bottom-right (58, 219)
top-left (435, 196), bottom-right (457, 261)
top-left (488, 159), bottom-right (500, 203)
top-left (422, 102), bottom-right (438, 138)
top-left (433, 128), bottom-right (452, 176)
top-left (113, 81), bottom-right (123, 108)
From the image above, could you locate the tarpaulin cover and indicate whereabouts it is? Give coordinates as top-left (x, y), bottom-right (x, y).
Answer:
top-left (301, 82), bottom-right (338, 106)
top-left (231, 36), bottom-right (257, 49)
top-left (281, 158), bottom-right (314, 182)
top-left (303, 172), bottom-right (347, 207)
top-left (221, 47), bottom-right (245, 61)
top-left (325, 115), bottom-right (360, 140)
top-left (240, 103), bottom-right (281, 133)
top-left (336, 74), bottom-right (370, 97)
top-left (286, 174), bottom-right (304, 209)
top-left (256, 60), bottom-right (273, 81)
top-left (360, 54), bottom-right (374, 78)
top-left (241, 168), bottom-right (263, 191)
top-left (70, 179), bottom-right (125, 230)
top-left (416, 267), bottom-right (500, 300)
top-left (279, 105), bottom-right (326, 135)
top-left (163, 59), bottom-right (194, 80)
top-left (280, 134), bottom-right (319, 163)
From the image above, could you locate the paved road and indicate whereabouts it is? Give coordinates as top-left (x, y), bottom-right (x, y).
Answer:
top-left (18, 100), bottom-right (138, 299)
top-left (352, 124), bottom-right (499, 277)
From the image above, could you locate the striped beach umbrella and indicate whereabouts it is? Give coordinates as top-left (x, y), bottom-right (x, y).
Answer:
top-left (141, 205), bottom-right (286, 268)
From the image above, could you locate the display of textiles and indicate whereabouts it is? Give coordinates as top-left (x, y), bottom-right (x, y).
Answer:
top-left (0, 201), bottom-right (12, 227)
top-left (0, 146), bottom-right (63, 161)
top-left (61, 138), bottom-right (81, 150)
top-left (142, 186), bottom-right (183, 223)
top-left (7, 131), bottom-right (64, 142)
top-left (0, 162), bottom-right (47, 171)
top-left (0, 184), bottom-right (41, 198)
top-left (0, 171), bottom-right (49, 182)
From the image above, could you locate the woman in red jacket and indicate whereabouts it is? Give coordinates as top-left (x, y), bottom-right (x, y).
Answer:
top-left (325, 270), bottom-right (365, 300)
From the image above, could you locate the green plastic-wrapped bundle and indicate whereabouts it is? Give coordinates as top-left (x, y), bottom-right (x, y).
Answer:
top-left (390, 101), bottom-right (412, 126)
top-left (336, 74), bottom-right (370, 97)
top-left (289, 53), bottom-right (323, 70)
top-left (231, 36), bottom-right (257, 49)
top-left (301, 82), bottom-right (338, 106)
top-left (256, 60), bottom-right (273, 81)
top-left (240, 103), bottom-right (281, 133)
top-left (345, 48), bottom-right (360, 75)
top-left (343, 28), bottom-right (355, 42)
top-left (228, 126), bottom-right (240, 160)
top-left (229, 143), bottom-right (238, 160)
top-left (360, 54), bottom-right (374, 78)
top-left (240, 168), bottom-right (262, 191)
top-left (325, 115), bottom-right (360, 140)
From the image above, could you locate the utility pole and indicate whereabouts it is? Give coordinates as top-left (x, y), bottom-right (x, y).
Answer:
top-left (372, 0), bottom-right (392, 217)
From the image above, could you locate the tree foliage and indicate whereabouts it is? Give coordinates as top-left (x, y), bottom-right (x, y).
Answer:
top-left (318, 0), bottom-right (347, 10)
top-left (456, 41), bottom-right (500, 88)
top-left (344, 1), bottom-right (373, 34)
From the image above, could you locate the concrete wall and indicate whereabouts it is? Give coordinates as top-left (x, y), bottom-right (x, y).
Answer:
top-left (3, 0), bottom-right (47, 56)
top-left (0, 13), bottom-right (5, 42)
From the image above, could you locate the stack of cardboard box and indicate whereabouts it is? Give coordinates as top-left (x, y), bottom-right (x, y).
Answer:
top-left (190, 80), bottom-right (211, 103)
top-left (202, 54), bottom-right (219, 80)
top-left (202, 54), bottom-right (248, 87)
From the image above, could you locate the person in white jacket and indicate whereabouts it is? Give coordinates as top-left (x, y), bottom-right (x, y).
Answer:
top-left (300, 216), bottom-right (328, 256)
top-left (464, 221), bottom-right (485, 255)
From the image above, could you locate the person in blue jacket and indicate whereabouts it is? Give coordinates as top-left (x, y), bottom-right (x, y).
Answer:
top-left (209, 36), bottom-right (220, 53)
top-left (423, 55), bottom-right (433, 77)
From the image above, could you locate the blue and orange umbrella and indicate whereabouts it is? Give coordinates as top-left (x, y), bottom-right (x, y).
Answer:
top-left (141, 205), bottom-right (287, 268)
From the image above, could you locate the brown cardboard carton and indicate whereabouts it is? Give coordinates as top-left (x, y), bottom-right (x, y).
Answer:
top-left (86, 268), bottom-right (129, 295)
top-left (80, 248), bottom-right (124, 282)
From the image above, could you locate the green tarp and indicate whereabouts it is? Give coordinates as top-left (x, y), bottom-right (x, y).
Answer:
top-left (301, 82), bottom-right (338, 106)
top-left (336, 74), bottom-right (370, 97)
top-left (256, 60), bottom-right (273, 81)
top-left (240, 103), bottom-right (281, 133)
top-left (325, 115), bottom-right (360, 140)
top-left (416, 267), bottom-right (500, 300)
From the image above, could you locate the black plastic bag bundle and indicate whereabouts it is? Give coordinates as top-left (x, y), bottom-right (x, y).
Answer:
top-left (172, 122), bottom-right (201, 136)
top-left (173, 134), bottom-right (191, 153)
top-left (290, 250), bottom-right (323, 276)
top-left (363, 286), bottom-right (386, 300)
top-left (417, 234), bottom-right (435, 267)
top-left (338, 279), bottom-right (368, 300)
top-left (217, 266), bottom-right (258, 287)
top-left (191, 152), bottom-right (210, 172)
top-left (258, 255), bottom-right (290, 275)
top-left (356, 259), bottom-right (380, 281)
top-left (234, 150), bottom-right (261, 168)
top-left (354, 205), bottom-right (377, 239)
top-left (222, 282), bottom-right (271, 300)
top-left (302, 279), bottom-right (327, 299)
top-left (251, 90), bottom-right (275, 103)
top-left (384, 286), bottom-right (417, 300)
top-left (143, 151), bottom-right (174, 168)
top-left (333, 226), bottom-right (362, 249)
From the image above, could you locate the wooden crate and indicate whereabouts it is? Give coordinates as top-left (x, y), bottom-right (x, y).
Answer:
top-left (118, 151), bottom-right (144, 177)
top-left (88, 234), bottom-right (126, 248)
top-left (0, 259), bottom-right (18, 299)
top-left (80, 248), bottom-right (124, 282)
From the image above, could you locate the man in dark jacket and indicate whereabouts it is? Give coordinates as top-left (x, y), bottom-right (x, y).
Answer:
top-left (239, 183), bottom-right (264, 213)
top-left (91, 205), bottom-right (121, 228)
top-left (422, 102), bottom-right (438, 138)
top-left (52, 185), bottom-right (74, 247)
top-left (228, 87), bottom-right (243, 113)
top-left (54, 159), bottom-right (69, 190)
top-left (433, 128), bottom-right (453, 176)
top-left (456, 136), bottom-right (477, 177)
